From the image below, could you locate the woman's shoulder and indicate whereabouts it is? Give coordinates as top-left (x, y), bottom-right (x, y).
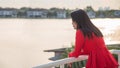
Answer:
top-left (76, 29), bottom-right (84, 39)
top-left (76, 29), bottom-right (83, 33)
top-left (76, 29), bottom-right (84, 35)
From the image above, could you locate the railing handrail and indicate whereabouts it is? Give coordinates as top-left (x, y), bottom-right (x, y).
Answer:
top-left (109, 50), bottom-right (120, 54)
top-left (33, 55), bottom-right (88, 68)
top-left (33, 50), bottom-right (120, 68)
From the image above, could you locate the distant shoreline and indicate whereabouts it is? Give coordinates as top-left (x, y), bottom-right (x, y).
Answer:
top-left (0, 17), bottom-right (120, 19)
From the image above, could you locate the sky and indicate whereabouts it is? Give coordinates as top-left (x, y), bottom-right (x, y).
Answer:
top-left (0, 0), bottom-right (120, 10)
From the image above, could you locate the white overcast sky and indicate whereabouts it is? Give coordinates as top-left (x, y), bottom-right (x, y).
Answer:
top-left (0, 0), bottom-right (120, 10)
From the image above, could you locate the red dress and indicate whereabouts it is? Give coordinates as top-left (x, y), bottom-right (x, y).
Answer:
top-left (69, 30), bottom-right (119, 68)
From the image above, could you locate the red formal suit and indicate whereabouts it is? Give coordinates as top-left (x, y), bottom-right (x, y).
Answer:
top-left (69, 30), bottom-right (119, 68)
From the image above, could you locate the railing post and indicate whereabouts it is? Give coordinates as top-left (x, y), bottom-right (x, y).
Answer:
top-left (118, 54), bottom-right (120, 68)
top-left (60, 64), bottom-right (64, 68)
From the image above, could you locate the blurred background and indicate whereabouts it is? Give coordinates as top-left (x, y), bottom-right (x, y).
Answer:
top-left (0, 0), bottom-right (120, 68)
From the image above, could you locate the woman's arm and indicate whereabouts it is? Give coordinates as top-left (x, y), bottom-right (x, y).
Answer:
top-left (68, 30), bottom-right (84, 58)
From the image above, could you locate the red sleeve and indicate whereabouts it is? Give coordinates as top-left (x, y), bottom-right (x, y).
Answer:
top-left (68, 30), bottom-right (84, 58)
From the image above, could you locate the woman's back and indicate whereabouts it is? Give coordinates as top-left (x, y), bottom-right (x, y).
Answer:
top-left (83, 32), bottom-right (106, 54)
top-left (69, 30), bottom-right (119, 68)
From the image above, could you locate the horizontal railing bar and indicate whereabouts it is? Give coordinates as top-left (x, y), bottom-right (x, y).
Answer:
top-left (109, 50), bottom-right (120, 54)
top-left (33, 55), bottom-right (88, 68)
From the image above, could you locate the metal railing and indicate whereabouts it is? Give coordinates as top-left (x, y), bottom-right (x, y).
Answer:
top-left (33, 50), bottom-right (120, 68)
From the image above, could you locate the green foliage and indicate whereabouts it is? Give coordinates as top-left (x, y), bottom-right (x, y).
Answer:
top-left (61, 43), bottom-right (74, 58)
top-left (107, 45), bottom-right (120, 61)
top-left (84, 6), bottom-right (94, 12)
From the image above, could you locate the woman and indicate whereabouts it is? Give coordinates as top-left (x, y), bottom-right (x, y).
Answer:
top-left (68, 9), bottom-right (119, 68)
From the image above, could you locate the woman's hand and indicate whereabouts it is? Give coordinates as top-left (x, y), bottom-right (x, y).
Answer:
top-left (67, 63), bottom-right (72, 68)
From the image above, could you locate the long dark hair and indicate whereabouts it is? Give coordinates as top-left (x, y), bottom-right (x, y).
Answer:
top-left (71, 9), bottom-right (103, 38)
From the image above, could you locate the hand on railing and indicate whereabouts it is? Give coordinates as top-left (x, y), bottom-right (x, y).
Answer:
top-left (67, 63), bottom-right (72, 68)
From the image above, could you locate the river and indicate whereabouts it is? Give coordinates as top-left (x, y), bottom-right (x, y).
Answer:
top-left (0, 18), bottom-right (120, 68)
